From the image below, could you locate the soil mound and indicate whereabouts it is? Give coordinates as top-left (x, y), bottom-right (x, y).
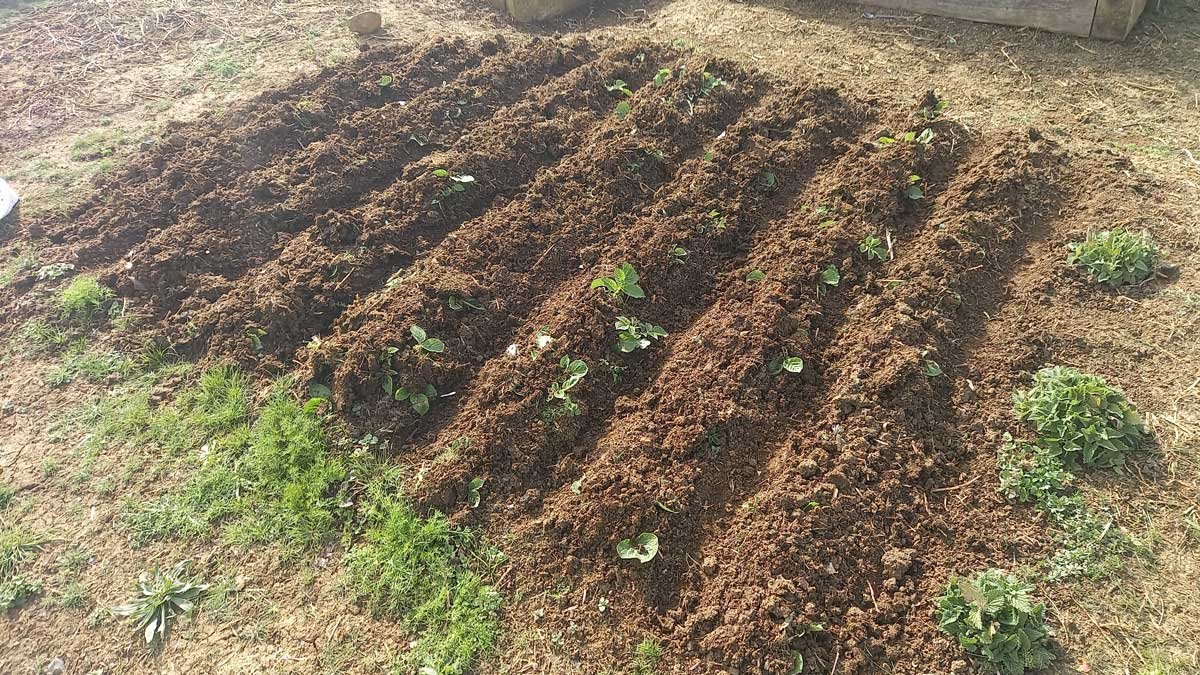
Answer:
top-left (9, 36), bottom-right (1075, 672)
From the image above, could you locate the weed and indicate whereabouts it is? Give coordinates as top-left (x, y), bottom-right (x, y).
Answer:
top-left (246, 327), bottom-right (266, 352)
top-left (1067, 228), bottom-right (1158, 288)
top-left (0, 484), bottom-right (14, 511)
top-left (615, 100), bottom-right (632, 120)
top-left (36, 262), bottom-right (74, 280)
top-left (669, 246), bottom-right (688, 265)
top-left (923, 359), bottom-right (943, 377)
top-left (546, 356), bottom-right (588, 419)
top-left (1013, 366), bottom-right (1145, 468)
top-left (430, 169), bottom-right (475, 207)
top-left (745, 269), bottom-right (765, 282)
top-left (820, 265), bottom-right (840, 287)
top-left (921, 98), bottom-right (949, 120)
top-left (58, 277), bottom-right (114, 324)
top-left (936, 569), bottom-right (1053, 675)
top-left (0, 527), bottom-right (44, 579)
top-left (410, 325), bottom-right (446, 354)
top-left (0, 576), bottom-right (41, 611)
top-left (997, 435), bottom-right (1142, 580)
top-left (58, 581), bottom-right (88, 609)
top-left (111, 561), bottom-right (208, 645)
top-left (0, 246), bottom-right (40, 286)
top-left (614, 316), bottom-right (667, 353)
top-left (591, 263), bottom-right (645, 300)
top-left (15, 318), bottom-right (65, 353)
top-left (70, 126), bottom-right (128, 162)
top-left (859, 234), bottom-right (888, 261)
top-left (344, 493), bottom-right (501, 674)
top-left (653, 68), bottom-right (671, 86)
top-left (57, 546), bottom-right (92, 577)
top-left (616, 532), bottom-right (659, 563)
top-left (633, 638), bottom-right (663, 674)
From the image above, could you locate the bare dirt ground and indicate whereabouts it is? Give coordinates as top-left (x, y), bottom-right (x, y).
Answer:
top-left (0, 0), bottom-right (1197, 674)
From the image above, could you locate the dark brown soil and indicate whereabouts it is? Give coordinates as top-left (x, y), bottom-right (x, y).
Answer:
top-left (2, 35), bottom-right (1145, 673)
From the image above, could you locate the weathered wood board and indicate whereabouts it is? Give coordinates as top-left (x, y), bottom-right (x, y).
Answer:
top-left (492, 0), bottom-right (1147, 40)
top-left (862, 0), bottom-right (1146, 39)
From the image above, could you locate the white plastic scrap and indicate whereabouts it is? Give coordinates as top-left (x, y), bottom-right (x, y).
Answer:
top-left (0, 178), bottom-right (18, 221)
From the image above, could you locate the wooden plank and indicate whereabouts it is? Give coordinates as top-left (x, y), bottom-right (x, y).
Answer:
top-left (1091, 0), bottom-right (1148, 39)
top-left (859, 0), bottom-right (1097, 37)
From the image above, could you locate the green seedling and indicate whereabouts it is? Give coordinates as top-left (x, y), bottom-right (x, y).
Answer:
top-left (820, 265), bottom-right (840, 286)
top-left (547, 356), bottom-right (588, 417)
top-left (447, 295), bottom-right (483, 311)
top-left (921, 98), bottom-right (949, 120)
top-left (396, 384), bottom-right (438, 416)
top-left (616, 532), bottom-right (659, 563)
top-left (1067, 228), bottom-right (1158, 288)
top-left (745, 269), bottom-right (765, 282)
top-left (904, 175), bottom-right (924, 200)
top-left (377, 75), bottom-right (393, 87)
top-left (758, 169), bottom-right (778, 192)
top-left (769, 355), bottom-right (804, 375)
top-left (653, 68), bottom-right (672, 86)
top-left (859, 234), bottom-right (888, 261)
top-left (615, 101), bottom-right (632, 120)
top-left (430, 169), bottom-right (475, 206)
top-left (410, 325), bottom-right (445, 354)
top-left (669, 246), bottom-right (688, 265)
top-left (682, 70), bottom-right (726, 114)
top-left (591, 263), bottom-right (645, 300)
top-left (466, 478), bottom-right (484, 508)
top-left (605, 79), bottom-right (634, 97)
top-left (614, 316), bottom-right (667, 353)
top-left (923, 360), bottom-right (943, 377)
top-left (704, 209), bottom-right (727, 232)
top-left (245, 327), bottom-right (266, 352)
top-left (110, 561), bottom-right (208, 645)
top-left (878, 129), bottom-right (935, 146)
top-left (1013, 366), bottom-right (1145, 468)
top-left (937, 569), bottom-right (1053, 675)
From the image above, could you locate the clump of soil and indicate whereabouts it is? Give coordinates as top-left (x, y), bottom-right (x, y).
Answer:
top-left (3, 35), bottom-right (1083, 673)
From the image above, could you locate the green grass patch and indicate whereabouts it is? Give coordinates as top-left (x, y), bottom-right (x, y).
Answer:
top-left (1067, 228), bottom-right (1159, 288)
top-left (344, 491), bottom-right (502, 674)
top-left (0, 484), bottom-right (15, 511)
top-left (14, 318), bottom-right (67, 354)
top-left (117, 367), bottom-right (350, 552)
top-left (58, 276), bottom-right (115, 324)
top-left (45, 345), bottom-right (134, 387)
top-left (0, 245), bottom-right (40, 287)
top-left (70, 125), bottom-right (131, 162)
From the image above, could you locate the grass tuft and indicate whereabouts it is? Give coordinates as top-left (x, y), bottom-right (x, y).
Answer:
top-left (58, 277), bottom-right (115, 324)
